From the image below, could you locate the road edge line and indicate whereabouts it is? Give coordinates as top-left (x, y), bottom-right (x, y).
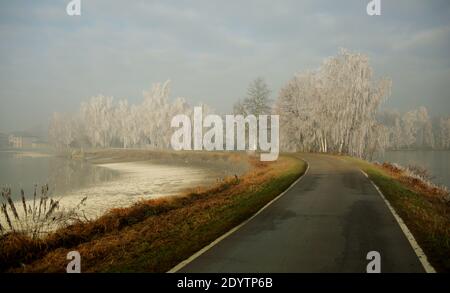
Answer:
top-left (167, 158), bottom-right (310, 273)
top-left (359, 169), bottom-right (436, 273)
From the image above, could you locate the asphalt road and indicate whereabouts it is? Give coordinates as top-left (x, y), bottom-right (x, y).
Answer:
top-left (178, 154), bottom-right (425, 273)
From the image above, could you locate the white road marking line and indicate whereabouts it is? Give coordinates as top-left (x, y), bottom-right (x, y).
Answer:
top-left (359, 170), bottom-right (436, 273)
top-left (167, 159), bottom-right (310, 273)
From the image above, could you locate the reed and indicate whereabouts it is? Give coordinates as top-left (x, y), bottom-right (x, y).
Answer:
top-left (0, 185), bottom-right (87, 239)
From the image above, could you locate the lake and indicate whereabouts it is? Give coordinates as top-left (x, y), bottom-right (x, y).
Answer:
top-left (0, 150), bottom-right (231, 219)
top-left (5, 148), bottom-right (447, 221)
top-left (0, 150), bottom-right (119, 200)
top-left (375, 150), bottom-right (450, 188)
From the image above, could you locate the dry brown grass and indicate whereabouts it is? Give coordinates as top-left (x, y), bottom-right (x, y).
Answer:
top-left (379, 162), bottom-right (449, 200)
top-left (1, 153), bottom-right (305, 272)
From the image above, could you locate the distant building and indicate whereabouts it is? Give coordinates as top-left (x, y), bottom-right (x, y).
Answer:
top-left (8, 132), bottom-right (38, 148)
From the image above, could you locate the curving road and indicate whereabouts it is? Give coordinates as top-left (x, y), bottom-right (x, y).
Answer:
top-left (176, 154), bottom-right (425, 273)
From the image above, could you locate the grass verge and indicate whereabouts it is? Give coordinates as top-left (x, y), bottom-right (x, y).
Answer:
top-left (341, 156), bottom-right (450, 272)
top-left (1, 153), bottom-right (306, 272)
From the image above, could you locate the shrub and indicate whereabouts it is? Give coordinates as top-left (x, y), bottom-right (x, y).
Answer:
top-left (0, 185), bottom-right (87, 239)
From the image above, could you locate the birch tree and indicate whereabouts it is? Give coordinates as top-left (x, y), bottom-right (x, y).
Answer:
top-left (380, 107), bottom-right (436, 150)
top-left (437, 117), bottom-right (450, 149)
top-left (48, 81), bottom-right (195, 150)
top-left (48, 113), bottom-right (76, 149)
top-left (275, 49), bottom-right (391, 158)
top-left (80, 95), bottom-right (115, 148)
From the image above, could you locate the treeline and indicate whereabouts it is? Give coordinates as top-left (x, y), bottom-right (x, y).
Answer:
top-left (269, 49), bottom-right (450, 156)
top-left (274, 49), bottom-right (391, 159)
top-left (49, 49), bottom-right (450, 159)
top-left (379, 107), bottom-right (450, 150)
top-left (49, 81), bottom-right (195, 149)
top-left (48, 80), bottom-right (259, 151)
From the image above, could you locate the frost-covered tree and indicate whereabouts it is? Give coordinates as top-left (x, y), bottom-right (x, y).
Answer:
top-left (437, 117), bottom-right (450, 149)
top-left (245, 77), bottom-right (272, 116)
top-left (234, 77), bottom-right (272, 116)
top-left (48, 81), bottom-right (195, 150)
top-left (48, 113), bottom-right (76, 149)
top-left (82, 95), bottom-right (115, 148)
top-left (275, 49), bottom-right (391, 158)
top-left (232, 78), bottom-right (272, 150)
top-left (379, 107), bottom-right (436, 150)
top-left (417, 107), bottom-right (435, 149)
top-left (114, 99), bottom-right (133, 148)
top-left (139, 81), bottom-right (172, 148)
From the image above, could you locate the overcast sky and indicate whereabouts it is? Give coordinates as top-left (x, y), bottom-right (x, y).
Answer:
top-left (0, 0), bottom-right (449, 132)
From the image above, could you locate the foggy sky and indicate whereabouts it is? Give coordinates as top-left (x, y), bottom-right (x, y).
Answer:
top-left (0, 0), bottom-right (449, 133)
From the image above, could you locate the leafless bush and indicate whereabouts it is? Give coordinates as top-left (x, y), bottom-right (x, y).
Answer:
top-left (0, 185), bottom-right (87, 239)
top-left (380, 162), bottom-right (449, 200)
top-left (406, 164), bottom-right (434, 181)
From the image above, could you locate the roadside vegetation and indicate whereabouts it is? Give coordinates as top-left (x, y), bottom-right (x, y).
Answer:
top-left (341, 156), bottom-right (450, 272)
top-left (0, 152), bottom-right (306, 272)
top-left (1, 186), bottom-right (88, 240)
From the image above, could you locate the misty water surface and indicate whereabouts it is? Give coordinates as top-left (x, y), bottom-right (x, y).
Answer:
top-left (0, 150), bottom-right (232, 219)
top-left (0, 150), bottom-right (119, 200)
